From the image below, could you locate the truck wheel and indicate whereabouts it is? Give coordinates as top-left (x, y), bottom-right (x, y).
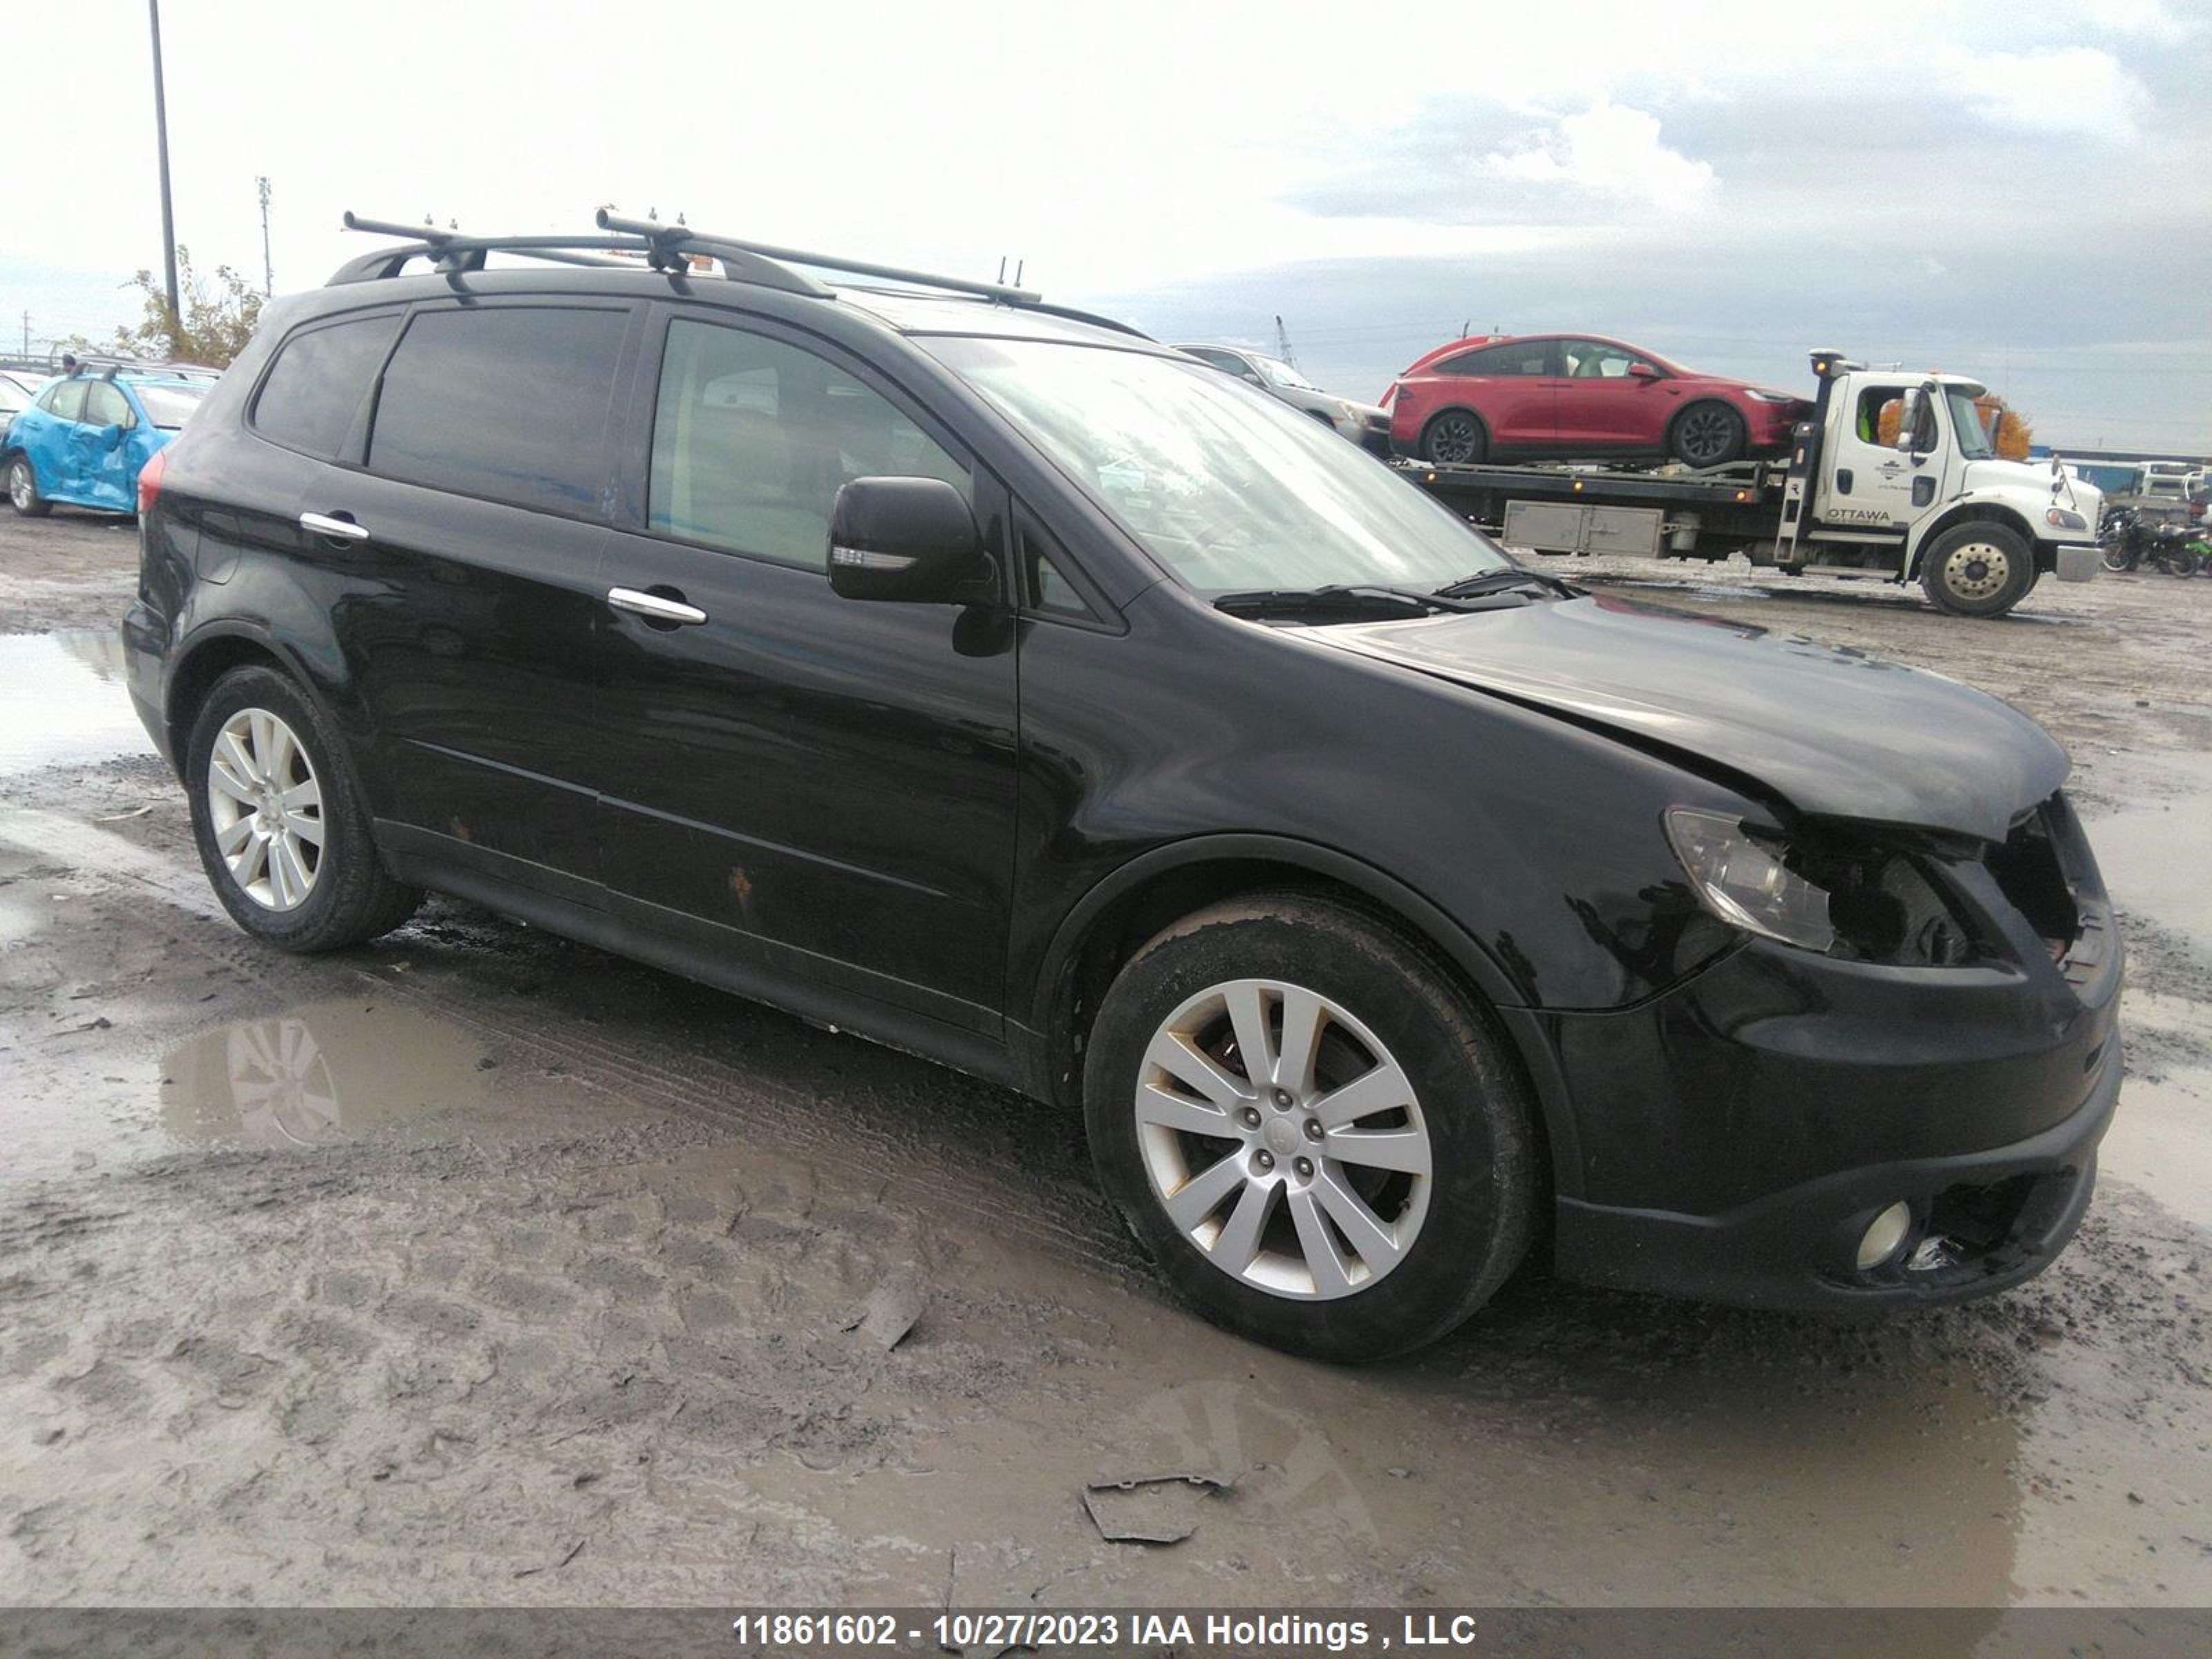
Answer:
top-left (1919, 522), bottom-right (2034, 617)
top-left (186, 665), bottom-right (424, 952)
top-left (1421, 410), bottom-right (1486, 466)
top-left (1668, 402), bottom-right (1746, 467)
top-left (8, 454), bottom-right (50, 518)
top-left (1082, 892), bottom-right (1537, 1362)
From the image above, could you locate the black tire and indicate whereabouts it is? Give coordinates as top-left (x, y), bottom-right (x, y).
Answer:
top-left (1420, 409), bottom-right (1487, 466)
top-left (185, 665), bottom-right (423, 952)
top-left (2098, 543), bottom-right (2132, 574)
top-left (1918, 521), bottom-right (2035, 617)
top-left (8, 453), bottom-right (51, 518)
top-left (1082, 891), bottom-right (1537, 1362)
top-left (1667, 401), bottom-right (1747, 468)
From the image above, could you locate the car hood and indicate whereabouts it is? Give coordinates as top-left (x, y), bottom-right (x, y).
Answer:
top-left (1308, 594), bottom-right (2067, 841)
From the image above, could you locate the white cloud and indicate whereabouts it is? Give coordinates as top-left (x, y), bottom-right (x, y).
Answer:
top-left (1483, 102), bottom-right (1717, 214)
top-left (2074, 0), bottom-right (2204, 39)
top-left (1940, 46), bottom-right (2151, 140)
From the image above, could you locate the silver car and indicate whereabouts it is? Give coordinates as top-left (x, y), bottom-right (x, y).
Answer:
top-left (1174, 344), bottom-right (1392, 455)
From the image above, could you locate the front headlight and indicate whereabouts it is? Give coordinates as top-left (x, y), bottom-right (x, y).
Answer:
top-left (2045, 507), bottom-right (2088, 531)
top-left (1665, 807), bottom-right (1837, 952)
top-left (1743, 389), bottom-right (1799, 404)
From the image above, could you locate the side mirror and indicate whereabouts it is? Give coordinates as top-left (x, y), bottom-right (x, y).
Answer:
top-left (1894, 386), bottom-right (1929, 454)
top-left (1627, 361), bottom-right (1661, 380)
top-left (828, 476), bottom-right (988, 603)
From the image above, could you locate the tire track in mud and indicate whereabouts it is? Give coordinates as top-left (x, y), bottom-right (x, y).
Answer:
top-left (0, 800), bottom-right (1145, 1283)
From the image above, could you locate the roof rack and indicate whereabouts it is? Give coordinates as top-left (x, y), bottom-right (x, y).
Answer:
top-left (62, 353), bottom-right (221, 381)
top-left (330, 209), bottom-right (1151, 341)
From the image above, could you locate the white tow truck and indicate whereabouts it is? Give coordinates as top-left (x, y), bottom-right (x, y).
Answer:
top-left (1405, 350), bottom-right (2103, 618)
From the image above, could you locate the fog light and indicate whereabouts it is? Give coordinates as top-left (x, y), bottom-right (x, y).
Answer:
top-left (1855, 1201), bottom-right (1913, 1271)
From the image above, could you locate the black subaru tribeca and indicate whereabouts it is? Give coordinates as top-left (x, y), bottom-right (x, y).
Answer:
top-left (122, 214), bottom-right (2123, 1360)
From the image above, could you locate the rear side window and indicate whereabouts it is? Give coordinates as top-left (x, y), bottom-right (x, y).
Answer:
top-left (1443, 341), bottom-right (1554, 377)
top-left (368, 307), bottom-right (626, 515)
top-left (648, 318), bottom-right (969, 571)
top-left (253, 314), bottom-right (400, 457)
top-left (84, 382), bottom-right (133, 428)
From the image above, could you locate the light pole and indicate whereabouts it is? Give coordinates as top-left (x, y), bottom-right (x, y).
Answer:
top-left (257, 176), bottom-right (273, 296)
top-left (147, 0), bottom-right (182, 344)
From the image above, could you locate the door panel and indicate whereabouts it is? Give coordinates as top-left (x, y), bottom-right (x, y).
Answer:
top-left (595, 312), bottom-right (1018, 1029)
top-left (1443, 338), bottom-right (1559, 448)
top-left (78, 382), bottom-right (138, 509)
top-left (1821, 382), bottom-right (1921, 529)
top-left (1553, 339), bottom-right (1661, 451)
top-left (320, 299), bottom-right (633, 890)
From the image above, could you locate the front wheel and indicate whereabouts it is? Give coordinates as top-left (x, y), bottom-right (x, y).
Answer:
top-left (8, 454), bottom-right (50, 518)
top-left (186, 665), bottom-right (424, 952)
top-left (1669, 402), bottom-right (1747, 467)
top-left (2099, 542), bottom-right (2133, 573)
top-left (1082, 892), bottom-right (1537, 1362)
top-left (1920, 521), bottom-right (2035, 617)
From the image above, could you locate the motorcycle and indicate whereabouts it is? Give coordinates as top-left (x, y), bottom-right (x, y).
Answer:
top-left (2101, 508), bottom-right (2205, 576)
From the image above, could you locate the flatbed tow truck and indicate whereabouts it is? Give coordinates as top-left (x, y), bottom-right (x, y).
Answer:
top-left (1403, 351), bottom-right (2103, 618)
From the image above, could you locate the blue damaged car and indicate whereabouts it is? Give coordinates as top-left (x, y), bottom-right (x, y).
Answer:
top-left (4, 366), bottom-right (211, 517)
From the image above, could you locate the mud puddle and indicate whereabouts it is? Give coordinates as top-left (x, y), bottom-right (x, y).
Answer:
top-left (0, 630), bottom-right (152, 778)
top-left (2101, 991), bottom-right (2212, 1229)
top-left (3, 996), bottom-right (498, 1175)
top-left (158, 997), bottom-right (495, 1150)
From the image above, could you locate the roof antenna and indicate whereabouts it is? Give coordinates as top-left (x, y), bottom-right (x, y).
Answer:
top-left (1275, 314), bottom-right (1297, 368)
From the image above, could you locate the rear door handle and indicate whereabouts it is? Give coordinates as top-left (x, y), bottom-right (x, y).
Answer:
top-left (299, 511), bottom-right (370, 544)
top-left (607, 586), bottom-right (708, 626)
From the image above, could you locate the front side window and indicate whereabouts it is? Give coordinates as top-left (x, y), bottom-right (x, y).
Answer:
top-left (1560, 339), bottom-right (1637, 379)
top-left (254, 315), bottom-right (400, 456)
top-left (45, 381), bottom-right (87, 422)
top-left (368, 306), bottom-right (626, 515)
top-left (928, 337), bottom-right (1510, 596)
top-left (648, 318), bottom-right (970, 572)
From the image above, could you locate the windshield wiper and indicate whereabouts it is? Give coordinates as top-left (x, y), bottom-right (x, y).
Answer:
top-left (1432, 568), bottom-right (1580, 601)
top-left (1213, 584), bottom-right (1488, 620)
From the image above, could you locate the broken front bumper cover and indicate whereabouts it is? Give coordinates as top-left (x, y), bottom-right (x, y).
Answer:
top-left (1551, 1027), bottom-right (2120, 1312)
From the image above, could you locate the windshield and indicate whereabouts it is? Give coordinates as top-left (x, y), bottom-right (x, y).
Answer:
top-left (133, 382), bottom-right (209, 430)
top-left (1252, 353), bottom-right (1318, 392)
top-left (926, 338), bottom-right (1511, 595)
top-left (1945, 388), bottom-right (1995, 461)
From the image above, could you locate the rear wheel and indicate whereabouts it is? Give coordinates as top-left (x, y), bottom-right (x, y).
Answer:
top-left (1420, 409), bottom-right (1486, 466)
top-left (1082, 892), bottom-right (1537, 1362)
top-left (186, 666), bottom-right (423, 952)
top-left (8, 454), bottom-right (50, 517)
top-left (1668, 402), bottom-right (1747, 467)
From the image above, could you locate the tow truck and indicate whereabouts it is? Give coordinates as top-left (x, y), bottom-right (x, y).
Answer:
top-left (1403, 351), bottom-right (2103, 618)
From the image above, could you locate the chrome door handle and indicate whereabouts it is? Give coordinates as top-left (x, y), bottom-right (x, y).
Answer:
top-left (299, 512), bottom-right (369, 544)
top-left (607, 586), bottom-right (708, 626)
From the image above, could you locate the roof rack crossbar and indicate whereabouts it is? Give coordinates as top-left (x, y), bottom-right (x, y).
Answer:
top-left (338, 212), bottom-right (640, 279)
top-left (594, 209), bottom-right (1040, 304)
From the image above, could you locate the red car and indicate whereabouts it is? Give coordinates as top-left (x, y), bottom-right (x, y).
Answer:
top-left (1382, 333), bottom-right (1812, 469)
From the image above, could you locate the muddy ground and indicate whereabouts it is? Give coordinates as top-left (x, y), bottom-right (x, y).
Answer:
top-left (1, 514), bottom-right (2208, 1611)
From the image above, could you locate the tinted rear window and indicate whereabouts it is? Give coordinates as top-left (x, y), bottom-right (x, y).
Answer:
top-left (367, 307), bottom-right (626, 514)
top-left (253, 316), bottom-right (397, 453)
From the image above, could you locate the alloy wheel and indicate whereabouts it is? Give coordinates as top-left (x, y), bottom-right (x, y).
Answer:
top-left (205, 706), bottom-right (326, 912)
top-left (1424, 413), bottom-right (1481, 465)
top-left (1939, 541), bottom-right (2012, 602)
top-left (9, 461), bottom-right (31, 510)
top-left (1132, 978), bottom-right (1432, 1300)
top-left (1675, 406), bottom-right (1736, 466)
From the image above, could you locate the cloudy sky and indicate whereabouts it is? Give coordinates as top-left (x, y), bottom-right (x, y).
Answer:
top-left (6, 0), bottom-right (2207, 452)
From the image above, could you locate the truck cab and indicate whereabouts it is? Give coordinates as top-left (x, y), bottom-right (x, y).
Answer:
top-left (1784, 354), bottom-right (2101, 615)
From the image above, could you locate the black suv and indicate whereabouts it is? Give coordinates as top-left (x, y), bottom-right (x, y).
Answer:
top-left (122, 214), bottom-right (2123, 1360)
